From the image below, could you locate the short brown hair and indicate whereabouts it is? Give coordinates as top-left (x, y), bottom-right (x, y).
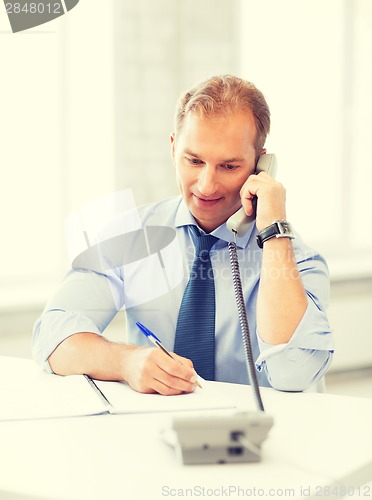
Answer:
top-left (174, 74), bottom-right (270, 158)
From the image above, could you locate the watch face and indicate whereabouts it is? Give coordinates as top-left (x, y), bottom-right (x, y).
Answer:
top-left (277, 221), bottom-right (294, 238)
top-left (256, 221), bottom-right (294, 248)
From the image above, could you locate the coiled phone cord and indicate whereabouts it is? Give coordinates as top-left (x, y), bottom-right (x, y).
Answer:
top-left (228, 240), bottom-right (265, 412)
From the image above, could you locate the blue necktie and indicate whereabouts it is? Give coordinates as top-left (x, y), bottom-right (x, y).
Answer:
top-left (174, 226), bottom-right (218, 380)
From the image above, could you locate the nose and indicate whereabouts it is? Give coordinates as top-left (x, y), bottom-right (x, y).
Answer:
top-left (197, 165), bottom-right (218, 197)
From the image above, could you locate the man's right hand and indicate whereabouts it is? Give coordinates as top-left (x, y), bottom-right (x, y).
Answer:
top-left (122, 345), bottom-right (198, 395)
top-left (48, 332), bottom-right (198, 396)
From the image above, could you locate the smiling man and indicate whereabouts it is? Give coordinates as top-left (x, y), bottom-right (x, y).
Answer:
top-left (32, 75), bottom-right (334, 394)
top-left (171, 110), bottom-right (258, 232)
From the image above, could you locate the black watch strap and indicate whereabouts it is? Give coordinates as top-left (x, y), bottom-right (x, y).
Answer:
top-left (256, 220), bottom-right (294, 248)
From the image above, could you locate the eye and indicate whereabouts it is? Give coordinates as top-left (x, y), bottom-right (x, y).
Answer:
top-left (185, 156), bottom-right (203, 165)
top-left (221, 163), bottom-right (238, 171)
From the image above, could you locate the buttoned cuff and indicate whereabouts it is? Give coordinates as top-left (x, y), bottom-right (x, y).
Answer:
top-left (255, 296), bottom-right (334, 391)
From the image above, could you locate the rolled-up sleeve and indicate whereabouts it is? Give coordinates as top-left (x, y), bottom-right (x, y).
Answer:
top-left (32, 268), bottom-right (123, 372)
top-left (255, 244), bottom-right (334, 392)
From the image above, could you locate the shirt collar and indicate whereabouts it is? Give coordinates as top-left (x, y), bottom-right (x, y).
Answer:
top-left (174, 197), bottom-right (255, 249)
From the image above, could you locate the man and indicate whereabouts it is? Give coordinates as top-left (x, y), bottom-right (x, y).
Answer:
top-left (32, 75), bottom-right (334, 395)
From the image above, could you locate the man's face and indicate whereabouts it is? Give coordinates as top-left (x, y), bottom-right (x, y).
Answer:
top-left (171, 110), bottom-right (257, 233)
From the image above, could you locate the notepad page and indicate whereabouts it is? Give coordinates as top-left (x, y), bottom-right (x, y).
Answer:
top-left (0, 356), bottom-right (108, 420)
top-left (93, 379), bottom-right (237, 414)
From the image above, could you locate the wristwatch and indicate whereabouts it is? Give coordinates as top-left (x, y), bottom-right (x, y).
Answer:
top-left (256, 220), bottom-right (294, 248)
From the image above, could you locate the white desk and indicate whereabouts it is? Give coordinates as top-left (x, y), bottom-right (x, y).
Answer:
top-left (0, 357), bottom-right (372, 500)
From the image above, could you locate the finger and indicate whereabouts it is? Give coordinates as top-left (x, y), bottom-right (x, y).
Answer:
top-left (130, 358), bottom-right (195, 395)
top-left (152, 370), bottom-right (197, 395)
top-left (150, 377), bottom-right (195, 396)
top-left (126, 347), bottom-right (198, 394)
top-left (154, 350), bottom-right (197, 381)
top-left (241, 196), bottom-right (255, 217)
top-left (155, 359), bottom-right (198, 390)
top-left (240, 175), bottom-right (258, 201)
top-left (169, 353), bottom-right (204, 388)
top-left (171, 352), bottom-right (194, 369)
top-left (149, 350), bottom-right (198, 390)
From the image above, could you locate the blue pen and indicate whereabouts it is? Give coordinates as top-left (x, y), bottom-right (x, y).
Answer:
top-left (136, 321), bottom-right (202, 389)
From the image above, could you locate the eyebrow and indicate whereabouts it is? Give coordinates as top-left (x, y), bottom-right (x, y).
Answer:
top-left (221, 157), bottom-right (245, 163)
top-left (184, 150), bottom-right (245, 163)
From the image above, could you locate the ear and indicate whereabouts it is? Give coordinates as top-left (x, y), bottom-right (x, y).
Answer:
top-left (170, 132), bottom-right (176, 164)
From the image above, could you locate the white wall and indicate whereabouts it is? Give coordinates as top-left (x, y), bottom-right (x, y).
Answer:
top-left (1, 0), bottom-right (371, 373)
top-left (328, 281), bottom-right (372, 371)
top-left (113, 0), bottom-right (241, 204)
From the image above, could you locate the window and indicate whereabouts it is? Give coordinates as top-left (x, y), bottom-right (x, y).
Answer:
top-left (240, 0), bottom-right (372, 279)
top-left (0, 3), bottom-right (115, 308)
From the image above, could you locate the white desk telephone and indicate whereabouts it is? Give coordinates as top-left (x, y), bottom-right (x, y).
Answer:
top-left (226, 153), bottom-right (278, 237)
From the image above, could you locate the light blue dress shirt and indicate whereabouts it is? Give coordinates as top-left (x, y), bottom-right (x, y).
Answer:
top-left (32, 196), bottom-right (334, 391)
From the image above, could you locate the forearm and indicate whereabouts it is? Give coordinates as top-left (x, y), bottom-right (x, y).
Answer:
top-left (48, 332), bottom-right (135, 381)
top-left (257, 237), bottom-right (307, 344)
top-left (48, 332), bottom-right (198, 395)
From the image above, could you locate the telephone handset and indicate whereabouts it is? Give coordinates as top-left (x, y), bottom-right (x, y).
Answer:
top-left (226, 154), bottom-right (278, 237)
